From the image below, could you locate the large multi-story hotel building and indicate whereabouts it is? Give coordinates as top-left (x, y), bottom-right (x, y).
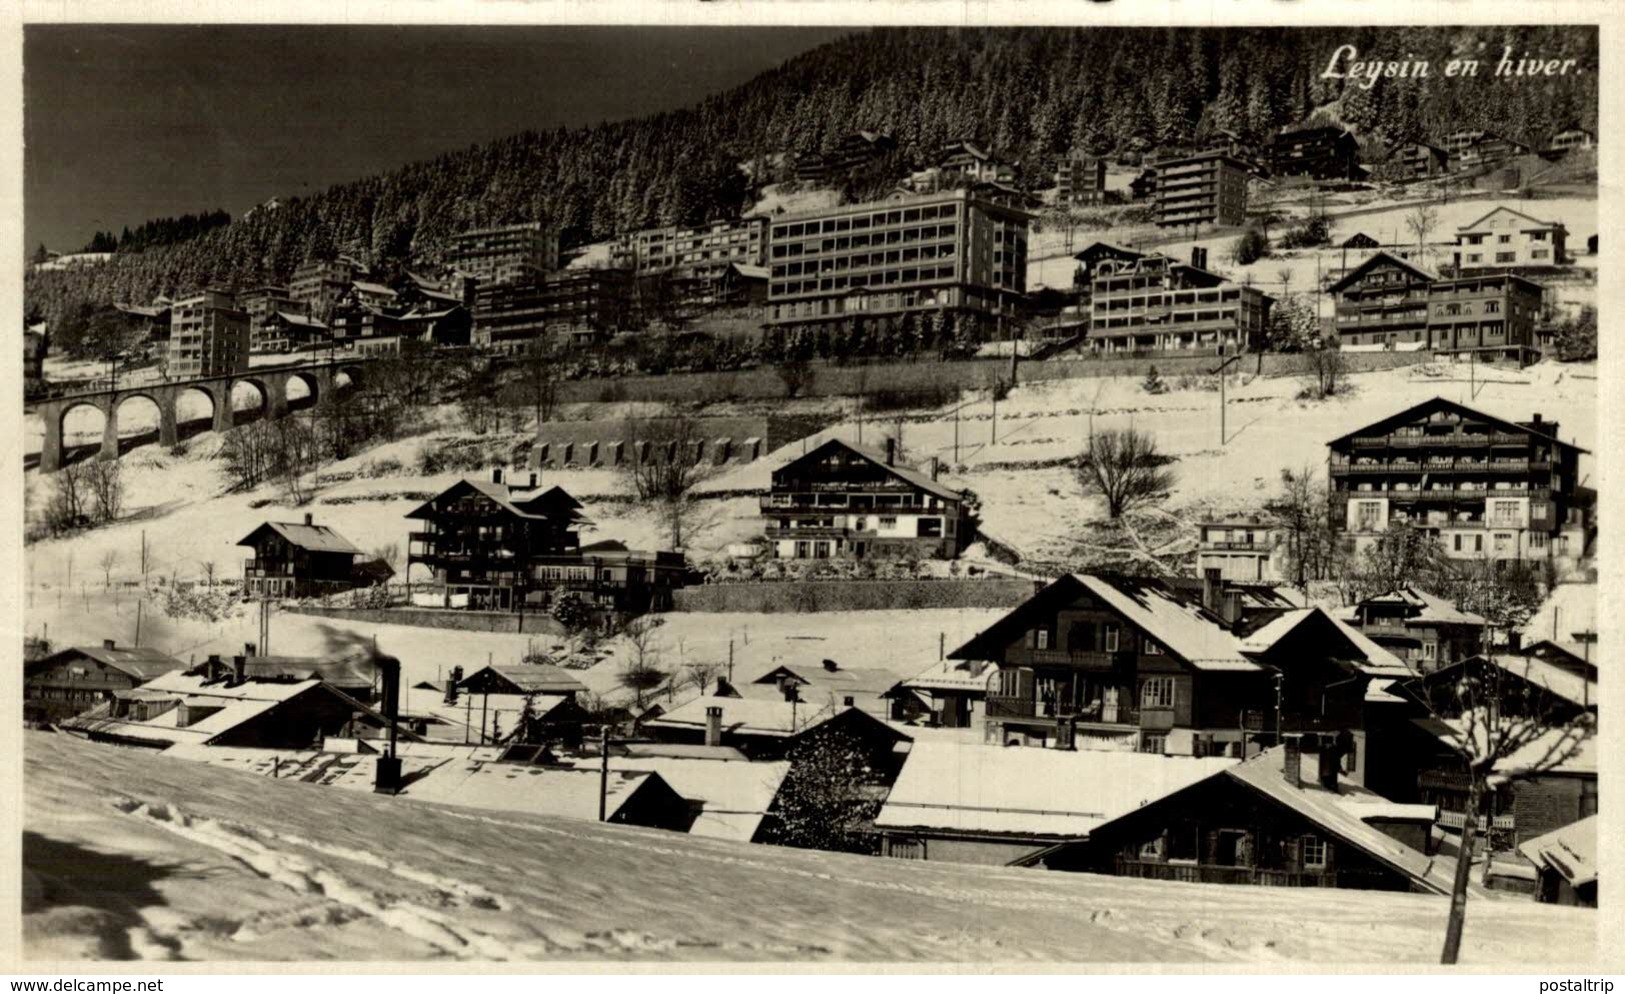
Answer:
top-left (1153, 151), bottom-right (1249, 229)
top-left (471, 268), bottom-right (634, 352)
top-left (449, 222), bottom-right (560, 287)
top-left (238, 285), bottom-right (307, 353)
top-left (167, 289), bottom-right (250, 379)
top-left (1327, 398), bottom-right (1590, 564)
top-left (1329, 252), bottom-right (1436, 350)
top-left (1085, 251), bottom-right (1273, 354)
top-left (609, 217), bottom-right (767, 279)
top-left (765, 188), bottom-right (1030, 330)
top-left (1425, 272), bottom-right (1544, 363)
top-left (289, 258), bottom-right (364, 322)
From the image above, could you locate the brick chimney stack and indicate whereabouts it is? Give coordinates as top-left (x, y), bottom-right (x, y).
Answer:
top-left (704, 706), bottom-right (723, 747)
top-left (1282, 733), bottom-right (1304, 788)
top-left (103, 639), bottom-right (116, 650)
top-left (884, 437), bottom-right (896, 467)
top-left (231, 655), bottom-right (246, 684)
top-left (304, 512), bottom-right (313, 526)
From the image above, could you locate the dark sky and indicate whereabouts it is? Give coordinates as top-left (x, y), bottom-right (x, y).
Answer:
top-left (24, 25), bottom-right (850, 252)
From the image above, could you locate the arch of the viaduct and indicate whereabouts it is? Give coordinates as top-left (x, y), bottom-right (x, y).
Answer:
top-left (37, 361), bottom-right (367, 472)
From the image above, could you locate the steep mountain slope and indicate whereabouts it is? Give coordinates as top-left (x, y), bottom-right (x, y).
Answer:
top-left (25, 26), bottom-right (1596, 324)
top-left (24, 732), bottom-right (1596, 963)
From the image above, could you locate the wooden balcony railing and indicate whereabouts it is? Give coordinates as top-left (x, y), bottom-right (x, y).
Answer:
top-left (985, 694), bottom-right (1140, 726)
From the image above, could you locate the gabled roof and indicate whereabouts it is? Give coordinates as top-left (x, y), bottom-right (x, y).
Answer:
top-left (1239, 607), bottom-right (1411, 677)
top-left (1327, 251), bottom-right (1437, 295)
top-left (459, 663), bottom-right (588, 696)
top-left (557, 752), bottom-right (790, 842)
top-left (1325, 397), bottom-right (1588, 454)
top-left (27, 644), bottom-right (184, 682)
top-left (188, 653), bottom-right (379, 690)
top-left (646, 694), bottom-right (842, 739)
top-left (1456, 206), bottom-right (1566, 234)
top-left (773, 437), bottom-right (963, 503)
top-left (1227, 747), bottom-right (1450, 894)
top-left (728, 262), bottom-right (769, 280)
top-left (1347, 586), bottom-right (1487, 627)
top-left (237, 520), bottom-right (362, 555)
top-left (351, 280), bottom-right (398, 296)
top-left (404, 477), bottom-right (552, 522)
top-left (274, 311), bottom-right (328, 329)
top-left (1518, 815), bottom-right (1596, 889)
top-left (901, 658), bottom-right (997, 693)
top-left (873, 742), bottom-right (1236, 839)
top-left (1072, 240), bottom-right (1144, 264)
top-left (948, 573), bottom-right (1259, 672)
top-left (1478, 654), bottom-right (1596, 708)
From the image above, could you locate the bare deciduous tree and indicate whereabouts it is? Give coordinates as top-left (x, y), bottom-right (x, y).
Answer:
top-left (46, 461), bottom-right (93, 535)
top-left (682, 660), bottom-right (724, 697)
top-left (777, 358), bottom-right (816, 399)
top-left (1073, 427), bottom-right (1176, 520)
top-left (621, 408), bottom-right (720, 551)
top-left (84, 460), bottom-right (124, 523)
top-left (1298, 347), bottom-right (1349, 400)
top-left (1406, 203), bottom-right (1440, 258)
top-left (515, 337), bottom-right (563, 429)
top-left (197, 559), bottom-right (217, 588)
top-left (617, 616), bottom-right (669, 711)
top-left (97, 548), bottom-right (119, 588)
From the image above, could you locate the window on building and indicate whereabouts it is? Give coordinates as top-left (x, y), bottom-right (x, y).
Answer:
top-left (1530, 531), bottom-right (1548, 550)
top-left (1496, 252), bottom-right (1516, 263)
top-left (1423, 642), bottom-right (1437, 662)
top-left (1104, 624), bottom-right (1120, 652)
top-left (1140, 734), bottom-right (1167, 756)
top-left (1301, 835), bottom-right (1328, 868)
top-left (1498, 234), bottom-right (1512, 244)
top-left (1474, 535), bottom-right (1484, 553)
top-left (1036, 629), bottom-right (1051, 650)
top-left (1138, 836), bottom-right (1165, 859)
top-left (1144, 640), bottom-right (1163, 655)
top-left (1141, 676), bottom-right (1174, 709)
top-left (1356, 500), bottom-right (1382, 531)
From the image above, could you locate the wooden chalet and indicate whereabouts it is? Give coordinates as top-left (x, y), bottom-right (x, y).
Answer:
top-left (874, 742), bottom-right (1235, 865)
top-left (188, 649), bottom-right (381, 703)
top-left (1328, 251), bottom-right (1437, 350)
top-left (24, 640), bottom-right (184, 724)
top-left (743, 660), bottom-right (922, 723)
top-left (1269, 126), bottom-right (1364, 182)
top-left (644, 694), bottom-right (909, 764)
top-left (1339, 587), bottom-right (1487, 672)
top-left (762, 437), bottom-right (973, 561)
top-left (948, 573), bottom-right (1272, 756)
top-left (1025, 743), bottom-right (1452, 894)
top-left (1402, 651), bottom-right (1596, 723)
top-left (239, 513), bottom-right (364, 600)
top-left (405, 469), bottom-right (586, 611)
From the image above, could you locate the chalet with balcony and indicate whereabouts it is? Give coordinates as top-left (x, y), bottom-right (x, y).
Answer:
top-left (948, 573), bottom-right (1271, 756)
top-left (1025, 743), bottom-right (1452, 894)
top-left (1403, 651), bottom-right (1597, 724)
top-left (1452, 132), bottom-right (1532, 172)
top-left (1329, 252), bottom-right (1437, 350)
top-left (405, 469), bottom-right (586, 611)
top-left (743, 659), bottom-right (922, 723)
top-left (1452, 206), bottom-right (1568, 273)
top-left (762, 438), bottom-right (972, 560)
top-left (794, 131), bottom-right (897, 185)
top-left (187, 648), bottom-right (382, 704)
top-left (1340, 587), bottom-right (1486, 673)
top-left (1387, 141), bottom-right (1450, 180)
top-left (1086, 251), bottom-right (1273, 355)
top-left (238, 513), bottom-right (364, 600)
top-left (1326, 398), bottom-right (1590, 564)
top-left (895, 658), bottom-right (1000, 729)
top-left (532, 539), bottom-right (689, 613)
top-left (1545, 128), bottom-right (1595, 156)
top-left (1195, 513), bottom-right (1287, 583)
top-left (1268, 126), bottom-right (1364, 182)
top-left (24, 640), bottom-right (184, 724)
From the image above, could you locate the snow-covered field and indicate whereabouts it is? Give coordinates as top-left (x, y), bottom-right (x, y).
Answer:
top-left (24, 732), bottom-right (1596, 963)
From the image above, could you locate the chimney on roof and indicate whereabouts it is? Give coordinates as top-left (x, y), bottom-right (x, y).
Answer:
top-left (884, 437), bottom-right (896, 467)
top-left (231, 655), bottom-right (246, 685)
top-left (704, 705), bottom-right (723, 747)
top-left (822, 658), bottom-right (839, 673)
top-left (1221, 589), bottom-right (1244, 627)
top-left (206, 653), bottom-right (223, 680)
top-left (445, 665), bottom-right (462, 705)
top-left (1317, 745), bottom-right (1341, 791)
top-left (529, 471), bottom-right (539, 489)
top-left (1201, 567), bottom-right (1222, 614)
top-left (492, 467), bottom-right (504, 485)
top-left (779, 677), bottom-right (800, 702)
top-left (244, 642), bottom-right (257, 658)
top-left (1191, 246), bottom-right (1208, 270)
top-left (930, 456), bottom-right (941, 481)
top-left (715, 676), bottom-right (736, 698)
top-left (103, 638), bottom-right (116, 650)
top-left (304, 512), bottom-right (313, 527)
top-left (1282, 733), bottom-right (1304, 788)
top-left (1506, 631), bottom-right (1522, 653)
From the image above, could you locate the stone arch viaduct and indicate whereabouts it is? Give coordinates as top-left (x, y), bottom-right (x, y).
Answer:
top-left (33, 360), bottom-right (369, 473)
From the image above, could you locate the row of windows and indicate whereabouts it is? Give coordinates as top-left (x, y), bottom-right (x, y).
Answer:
top-left (773, 244), bottom-right (958, 278)
top-left (771, 225), bottom-right (961, 258)
top-left (771, 266), bottom-right (960, 298)
top-left (771, 203), bottom-right (961, 239)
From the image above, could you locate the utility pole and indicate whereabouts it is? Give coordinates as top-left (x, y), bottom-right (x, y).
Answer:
top-left (598, 725), bottom-right (611, 822)
top-left (1210, 353), bottom-right (1242, 445)
top-left (939, 632), bottom-right (945, 661)
top-left (135, 600), bottom-right (143, 648)
top-left (727, 639), bottom-right (735, 683)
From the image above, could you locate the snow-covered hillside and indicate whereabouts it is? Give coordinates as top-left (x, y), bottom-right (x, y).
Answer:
top-left (24, 732), bottom-right (1596, 963)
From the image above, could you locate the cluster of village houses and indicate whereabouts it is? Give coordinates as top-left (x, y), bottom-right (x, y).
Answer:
top-left (30, 121), bottom-right (1595, 403)
top-left (24, 391), bottom-right (1598, 909)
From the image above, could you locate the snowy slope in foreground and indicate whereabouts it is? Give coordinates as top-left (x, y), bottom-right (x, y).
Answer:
top-left (24, 734), bottom-right (1595, 964)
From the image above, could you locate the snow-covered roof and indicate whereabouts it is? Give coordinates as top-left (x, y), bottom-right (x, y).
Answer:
top-left (351, 280), bottom-right (398, 296)
top-left (902, 658), bottom-right (996, 693)
top-left (558, 753), bottom-right (790, 842)
top-left (460, 663), bottom-right (587, 696)
top-left (274, 311), bottom-right (328, 329)
top-left (1075, 574), bottom-right (1259, 671)
top-left (1457, 206), bottom-right (1566, 234)
top-left (647, 694), bottom-right (840, 739)
top-left (1351, 586), bottom-right (1486, 627)
top-left (1484, 654), bottom-right (1597, 708)
top-left (775, 438), bottom-right (964, 504)
top-left (403, 689), bottom-right (576, 739)
top-left (237, 520), bottom-right (362, 555)
top-left (28, 643), bottom-right (184, 683)
top-left (1518, 815), bottom-right (1596, 889)
top-left (398, 762), bottom-right (665, 823)
top-left (1239, 607), bottom-right (1411, 677)
top-left (1228, 747), bottom-right (1451, 894)
top-left (63, 675), bottom-right (321, 746)
top-left (874, 742), bottom-right (1236, 839)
